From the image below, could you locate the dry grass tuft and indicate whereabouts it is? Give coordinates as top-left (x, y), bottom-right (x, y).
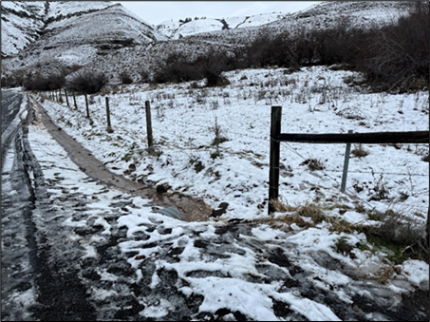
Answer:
top-left (330, 218), bottom-right (357, 234)
top-left (267, 199), bottom-right (328, 228)
top-left (269, 198), bottom-right (296, 213)
top-left (260, 213), bottom-right (315, 229)
top-left (297, 203), bottom-right (326, 224)
top-left (351, 144), bottom-right (369, 158)
top-left (300, 158), bottom-right (325, 171)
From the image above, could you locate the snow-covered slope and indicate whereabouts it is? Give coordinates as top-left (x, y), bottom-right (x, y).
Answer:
top-left (1, 1), bottom-right (166, 61)
top-left (0, 1), bottom-right (418, 84)
top-left (1, 1), bottom-right (46, 57)
top-left (182, 0), bottom-right (412, 48)
top-left (155, 1), bottom-right (411, 41)
top-left (157, 12), bottom-right (291, 39)
top-left (264, 0), bottom-right (411, 34)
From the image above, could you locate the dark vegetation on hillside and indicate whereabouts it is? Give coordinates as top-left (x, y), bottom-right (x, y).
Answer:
top-left (152, 1), bottom-right (428, 92)
top-left (3, 2), bottom-right (428, 94)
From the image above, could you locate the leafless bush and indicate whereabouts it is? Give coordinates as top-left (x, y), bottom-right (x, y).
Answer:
top-left (210, 117), bottom-right (228, 152)
top-left (242, 3), bottom-right (428, 93)
top-left (67, 69), bottom-right (108, 94)
top-left (194, 46), bottom-right (235, 87)
top-left (351, 144), bottom-right (369, 158)
top-left (368, 170), bottom-right (390, 201)
top-left (368, 209), bottom-right (427, 258)
top-left (152, 52), bottom-right (200, 84)
top-left (152, 46), bottom-right (236, 87)
top-left (119, 71), bottom-right (133, 84)
top-left (23, 73), bottom-right (65, 91)
top-left (138, 68), bottom-right (150, 83)
top-left (357, 2), bottom-right (429, 92)
top-left (2, 69), bottom-right (27, 88)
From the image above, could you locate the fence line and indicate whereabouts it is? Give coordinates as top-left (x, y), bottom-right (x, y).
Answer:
top-left (269, 105), bottom-right (429, 215)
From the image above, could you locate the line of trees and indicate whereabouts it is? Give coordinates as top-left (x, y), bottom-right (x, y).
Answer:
top-left (20, 67), bottom-right (108, 94)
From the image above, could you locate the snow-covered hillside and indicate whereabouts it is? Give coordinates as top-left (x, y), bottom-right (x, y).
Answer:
top-left (1, 1), bottom-right (46, 57)
top-left (156, 12), bottom-right (291, 39)
top-left (1, 0), bottom-right (165, 62)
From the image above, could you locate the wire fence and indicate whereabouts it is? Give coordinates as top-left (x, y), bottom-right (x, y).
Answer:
top-left (44, 93), bottom-right (429, 214)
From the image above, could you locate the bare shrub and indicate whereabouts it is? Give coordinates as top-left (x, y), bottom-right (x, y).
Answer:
top-left (119, 71), bottom-right (133, 84)
top-left (23, 73), bottom-right (65, 91)
top-left (351, 144), bottom-right (369, 158)
top-left (2, 69), bottom-right (26, 88)
top-left (152, 47), bottom-right (236, 86)
top-left (364, 208), bottom-right (428, 262)
top-left (138, 68), bottom-right (150, 83)
top-left (194, 46), bottom-right (235, 87)
top-left (210, 117), bottom-right (228, 150)
top-left (246, 29), bottom-right (296, 68)
top-left (368, 170), bottom-right (390, 201)
top-left (67, 69), bottom-right (108, 94)
top-left (152, 52), bottom-right (200, 84)
top-left (357, 2), bottom-right (429, 92)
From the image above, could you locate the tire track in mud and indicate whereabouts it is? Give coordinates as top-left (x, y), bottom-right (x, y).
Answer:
top-left (18, 103), bottom-right (97, 321)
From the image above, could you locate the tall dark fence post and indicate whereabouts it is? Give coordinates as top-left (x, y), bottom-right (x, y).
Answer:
top-left (85, 94), bottom-right (90, 118)
top-left (269, 106), bottom-right (282, 215)
top-left (73, 91), bottom-right (78, 110)
top-left (341, 130), bottom-right (353, 192)
top-left (64, 89), bottom-right (70, 107)
top-left (105, 97), bottom-right (113, 133)
top-left (426, 208), bottom-right (429, 249)
top-left (145, 100), bottom-right (154, 152)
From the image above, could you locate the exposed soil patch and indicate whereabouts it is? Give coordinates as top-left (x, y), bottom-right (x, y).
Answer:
top-left (28, 96), bottom-right (213, 222)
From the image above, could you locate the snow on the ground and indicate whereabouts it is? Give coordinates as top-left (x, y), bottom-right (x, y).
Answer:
top-left (38, 66), bottom-right (429, 218)
top-left (26, 65), bottom-right (429, 319)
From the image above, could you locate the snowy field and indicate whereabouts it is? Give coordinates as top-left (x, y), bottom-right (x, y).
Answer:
top-left (24, 65), bottom-right (429, 320)
top-left (37, 66), bottom-right (429, 219)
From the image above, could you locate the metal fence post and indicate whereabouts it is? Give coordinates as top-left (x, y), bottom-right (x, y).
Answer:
top-left (341, 130), bottom-right (353, 192)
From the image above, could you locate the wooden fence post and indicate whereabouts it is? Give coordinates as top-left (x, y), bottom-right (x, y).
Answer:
top-left (340, 130), bottom-right (353, 192)
top-left (145, 100), bottom-right (154, 152)
top-left (85, 94), bottom-right (90, 118)
top-left (64, 89), bottom-right (70, 107)
top-left (269, 106), bottom-right (282, 215)
top-left (426, 207), bottom-right (429, 249)
top-left (73, 91), bottom-right (78, 110)
top-left (105, 97), bottom-right (113, 133)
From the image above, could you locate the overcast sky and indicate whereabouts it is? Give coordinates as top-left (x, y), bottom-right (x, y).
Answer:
top-left (114, 1), bottom-right (321, 26)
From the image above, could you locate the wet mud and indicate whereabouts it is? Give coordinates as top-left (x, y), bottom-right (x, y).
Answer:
top-left (28, 96), bottom-right (213, 222)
